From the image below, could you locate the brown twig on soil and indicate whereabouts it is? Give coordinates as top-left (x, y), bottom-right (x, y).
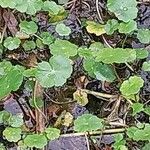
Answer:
top-left (60, 128), bottom-right (126, 138)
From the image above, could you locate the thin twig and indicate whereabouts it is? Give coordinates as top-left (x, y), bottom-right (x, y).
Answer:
top-left (60, 128), bottom-right (126, 138)
top-left (125, 62), bottom-right (134, 72)
top-left (95, 0), bottom-right (104, 23)
top-left (85, 133), bottom-right (90, 150)
top-left (81, 89), bottom-right (117, 99)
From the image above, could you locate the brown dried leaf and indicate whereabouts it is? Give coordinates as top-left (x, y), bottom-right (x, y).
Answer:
top-left (3, 10), bottom-right (18, 35)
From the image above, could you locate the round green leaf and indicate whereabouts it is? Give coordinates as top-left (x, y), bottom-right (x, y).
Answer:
top-left (45, 127), bottom-right (60, 140)
top-left (19, 21), bottom-right (38, 35)
top-left (142, 61), bottom-right (150, 72)
top-left (22, 40), bottom-right (36, 51)
top-left (49, 39), bottom-right (78, 57)
top-left (120, 76), bottom-right (144, 96)
top-left (118, 20), bottom-right (137, 34)
top-left (4, 37), bottom-right (21, 50)
top-left (36, 55), bottom-right (72, 87)
top-left (3, 127), bottom-right (22, 142)
top-left (131, 103), bottom-right (144, 116)
top-left (40, 32), bottom-right (55, 45)
top-left (15, 0), bottom-right (43, 15)
top-left (24, 134), bottom-right (47, 148)
top-left (136, 49), bottom-right (148, 59)
top-left (74, 114), bottom-right (103, 132)
top-left (95, 48), bottom-right (136, 64)
top-left (55, 23), bottom-right (71, 36)
top-left (43, 1), bottom-right (63, 15)
top-left (137, 29), bottom-right (150, 44)
top-left (8, 114), bottom-right (24, 127)
top-left (107, 0), bottom-right (138, 22)
top-left (105, 19), bottom-right (119, 35)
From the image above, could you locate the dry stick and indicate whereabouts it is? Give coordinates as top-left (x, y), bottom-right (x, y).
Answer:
top-left (81, 89), bottom-right (117, 99)
top-left (60, 128), bottom-right (125, 138)
top-left (85, 134), bottom-right (90, 150)
top-left (96, 0), bottom-right (104, 23)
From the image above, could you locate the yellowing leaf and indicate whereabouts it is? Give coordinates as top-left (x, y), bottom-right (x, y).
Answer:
top-left (73, 89), bottom-right (88, 106)
top-left (86, 21), bottom-right (106, 36)
top-left (63, 112), bottom-right (73, 127)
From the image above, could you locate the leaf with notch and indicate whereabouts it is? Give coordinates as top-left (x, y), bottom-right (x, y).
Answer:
top-left (55, 23), bottom-right (71, 36)
top-left (45, 127), bottom-right (60, 141)
top-left (43, 1), bottom-right (64, 15)
top-left (118, 20), bottom-right (137, 34)
top-left (19, 21), bottom-right (38, 35)
top-left (36, 55), bottom-right (72, 88)
top-left (95, 48), bottom-right (136, 64)
top-left (131, 103), bottom-right (144, 116)
top-left (3, 127), bottom-right (22, 142)
top-left (142, 61), bottom-right (150, 71)
top-left (120, 76), bottom-right (144, 97)
top-left (4, 37), bottom-right (21, 50)
top-left (136, 49), bottom-right (148, 59)
top-left (137, 29), bottom-right (150, 44)
top-left (105, 19), bottom-right (119, 35)
top-left (49, 39), bottom-right (78, 57)
top-left (40, 32), bottom-right (55, 45)
top-left (22, 40), bottom-right (36, 51)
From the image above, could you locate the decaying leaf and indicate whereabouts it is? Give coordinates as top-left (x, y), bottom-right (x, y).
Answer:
top-left (73, 89), bottom-right (88, 106)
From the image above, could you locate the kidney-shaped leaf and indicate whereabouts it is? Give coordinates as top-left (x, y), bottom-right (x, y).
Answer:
top-left (3, 127), bottom-right (22, 142)
top-left (19, 21), bottom-right (38, 35)
top-left (4, 37), bottom-right (21, 50)
top-left (95, 48), bottom-right (136, 64)
top-left (137, 29), bottom-right (150, 44)
top-left (36, 55), bottom-right (72, 88)
top-left (107, 0), bottom-right (138, 22)
top-left (120, 76), bottom-right (144, 96)
top-left (24, 134), bottom-right (47, 149)
top-left (55, 23), bottom-right (71, 36)
top-left (142, 61), bottom-right (150, 72)
top-left (45, 127), bottom-right (60, 141)
top-left (49, 39), bottom-right (78, 57)
top-left (74, 114), bottom-right (103, 132)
